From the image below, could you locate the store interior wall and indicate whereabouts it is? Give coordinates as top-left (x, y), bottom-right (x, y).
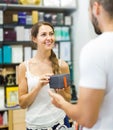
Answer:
top-left (73, 0), bottom-right (97, 90)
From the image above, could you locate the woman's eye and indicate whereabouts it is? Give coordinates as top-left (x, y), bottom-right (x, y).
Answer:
top-left (40, 32), bottom-right (54, 37)
top-left (50, 32), bottom-right (54, 36)
top-left (41, 33), bottom-right (46, 36)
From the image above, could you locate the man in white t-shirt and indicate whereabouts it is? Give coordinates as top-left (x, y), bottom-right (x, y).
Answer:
top-left (49, 0), bottom-right (113, 130)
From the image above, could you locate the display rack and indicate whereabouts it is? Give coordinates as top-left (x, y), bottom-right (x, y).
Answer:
top-left (0, 3), bottom-right (76, 130)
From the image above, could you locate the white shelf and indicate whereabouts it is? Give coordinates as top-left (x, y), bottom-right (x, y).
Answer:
top-left (0, 106), bottom-right (20, 111)
top-left (0, 4), bottom-right (76, 12)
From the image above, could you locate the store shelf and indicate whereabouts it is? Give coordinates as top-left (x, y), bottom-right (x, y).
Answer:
top-left (0, 3), bottom-right (77, 130)
top-left (0, 125), bottom-right (8, 128)
top-left (0, 106), bottom-right (20, 111)
top-left (0, 4), bottom-right (76, 13)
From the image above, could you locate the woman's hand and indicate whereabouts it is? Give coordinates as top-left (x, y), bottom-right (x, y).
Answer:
top-left (38, 73), bottom-right (53, 88)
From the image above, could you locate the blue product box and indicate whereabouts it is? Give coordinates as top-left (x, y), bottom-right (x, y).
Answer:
top-left (3, 45), bottom-right (12, 64)
top-left (18, 12), bottom-right (26, 25)
top-left (49, 74), bottom-right (71, 89)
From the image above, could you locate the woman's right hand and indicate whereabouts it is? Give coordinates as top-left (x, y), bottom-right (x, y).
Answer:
top-left (38, 73), bottom-right (53, 88)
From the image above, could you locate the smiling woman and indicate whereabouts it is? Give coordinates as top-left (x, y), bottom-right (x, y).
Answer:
top-left (18, 21), bottom-right (71, 130)
top-left (31, 22), bottom-right (55, 51)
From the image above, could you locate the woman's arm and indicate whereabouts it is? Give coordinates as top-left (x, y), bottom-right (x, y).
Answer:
top-left (18, 62), bottom-right (51, 108)
top-left (18, 62), bottom-right (42, 108)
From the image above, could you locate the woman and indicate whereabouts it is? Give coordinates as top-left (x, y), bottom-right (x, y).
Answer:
top-left (18, 21), bottom-right (71, 130)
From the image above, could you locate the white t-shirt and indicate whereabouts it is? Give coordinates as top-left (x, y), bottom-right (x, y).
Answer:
top-left (79, 32), bottom-right (113, 130)
top-left (25, 61), bottom-right (65, 129)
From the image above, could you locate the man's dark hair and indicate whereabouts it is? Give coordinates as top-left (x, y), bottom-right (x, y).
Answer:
top-left (90, 0), bottom-right (113, 17)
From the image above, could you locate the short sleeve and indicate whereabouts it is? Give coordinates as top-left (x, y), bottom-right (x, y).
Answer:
top-left (79, 42), bottom-right (106, 89)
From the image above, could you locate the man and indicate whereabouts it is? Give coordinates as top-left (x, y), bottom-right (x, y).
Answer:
top-left (49, 0), bottom-right (113, 129)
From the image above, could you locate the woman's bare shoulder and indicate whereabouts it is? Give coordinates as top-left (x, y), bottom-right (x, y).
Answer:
top-left (19, 61), bottom-right (26, 67)
top-left (19, 59), bottom-right (33, 71)
top-left (18, 61), bottom-right (26, 72)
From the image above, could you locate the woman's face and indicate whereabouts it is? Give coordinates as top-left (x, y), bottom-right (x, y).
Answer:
top-left (34, 25), bottom-right (55, 50)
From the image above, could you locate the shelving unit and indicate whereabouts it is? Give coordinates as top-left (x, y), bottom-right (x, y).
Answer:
top-left (0, 108), bottom-right (26, 130)
top-left (0, 109), bottom-right (11, 130)
top-left (0, 3), bottom-right (76, 84)
top-left (0, 3), bottom-right (76, 130)
top-left (0, 4), bottom-right (76, 12)
top-left (0, 124), bottom-right (8, 129)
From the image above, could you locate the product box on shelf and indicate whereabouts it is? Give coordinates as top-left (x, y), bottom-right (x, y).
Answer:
top-left (0, 28), bottom-right (3, 41)
top-left (0, 10), bottom-right (3, 25)
top-left (0, 86), bottom-right (5, 108)
top-left (0, 0), bottom-right (18, 4)
top-left (19, 0), bottom-right (42, 5)
top-left (5, 86), bottom-right (19, 107)
top-left (60, 0), bottom-right (77, 7)
top-left (43, 0), bottom-right (60, 7)
top-left (3, 45), bottom-right (12, 64)
top-left (4, 30), bottom-right (16, 41)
